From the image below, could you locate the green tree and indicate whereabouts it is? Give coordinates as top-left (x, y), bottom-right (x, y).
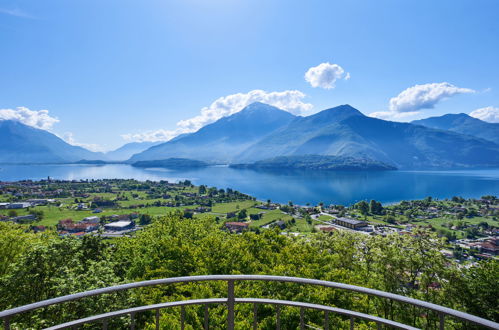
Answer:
top-left (356, 201), bottom-right (369, 215)
top-left (238, 209), bottom-right (247, 220)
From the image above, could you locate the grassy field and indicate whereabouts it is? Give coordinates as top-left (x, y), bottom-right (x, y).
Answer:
top-left (248, 209), bottom-right (293, 228)
top-left (211, 200), bottom-right (257, 213)
top-left (1, 205), bottom-right (192, 226)
top-left (318, 214), bottom-right (333, 221)
top-left (287, 218), bottom-right (320, 233)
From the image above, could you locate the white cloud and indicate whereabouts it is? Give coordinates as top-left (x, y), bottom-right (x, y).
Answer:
top-left (0, 107), bottom-right (59, 130)
top-left (122, 89), bottom-right (313, 142)
top-left (469, 106), bottom-right (499, 123)
top-left (121, 129), bottom-right (181, 143)
top-left (61, 132), bottom-right (105, 152)
top-left (368, 110), bottom-right (420, 121)
top-left (304, 62), bottom-right (349, 89)
top-left (389, 82), bottom-right (474, 113)
top-left (369, 82), bottom-right (475, 121)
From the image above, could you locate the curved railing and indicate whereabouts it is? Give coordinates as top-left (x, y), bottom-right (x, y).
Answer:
top-left (1, 275), bottom-right (497, 329)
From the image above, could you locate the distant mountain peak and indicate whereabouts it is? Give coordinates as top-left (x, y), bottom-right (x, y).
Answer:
top-left (412, 112), bottom-right (499, 145)
top-left (306, 104), bottom-right (364, 124)
top-left (237, 102), bottom-right (286, 114)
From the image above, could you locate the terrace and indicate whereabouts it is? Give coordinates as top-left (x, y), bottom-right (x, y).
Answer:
top-left (1, 275), bottom-right (497, 329)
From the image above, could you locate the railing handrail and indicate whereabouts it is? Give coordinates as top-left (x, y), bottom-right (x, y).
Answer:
top-left (1, 275), bottom-right (498, 329)
top-left (44, 298), bottom-right (419, 330)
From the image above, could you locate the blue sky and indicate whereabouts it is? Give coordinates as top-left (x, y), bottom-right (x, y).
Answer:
top-left (1, 0), bottom-right (498, 151)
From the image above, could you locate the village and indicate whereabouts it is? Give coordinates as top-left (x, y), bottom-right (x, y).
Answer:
top-left (0, 179), bottom-right (497, 263)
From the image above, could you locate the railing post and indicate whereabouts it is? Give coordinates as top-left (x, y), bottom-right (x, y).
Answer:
top-left (204, 305), bottom-right (209, 330)
top-left (439, 313), bottom-right (445, 330)
top-left (102, 319), bottom-right (108, 330)
top-left (3, 317), bottom-right (10, 330)
top-left (276, 305), bottom-right (281, 330)
top-left (155, 308), bottom-right (160, 330)
top-left (300, 307), bottom-right (305, 330)
top-left (350, 316), bottom-right (354, 330)
top-left (253, 303), bottom-right (258, 330)
top-left (130, 312), bottom-right (135, 330)
top-left (324, 311), bottom-right (329, 330)
top-left (227, 280), bottom-right (235, 330)
top-left (181, 306), bottom-right (185, 330)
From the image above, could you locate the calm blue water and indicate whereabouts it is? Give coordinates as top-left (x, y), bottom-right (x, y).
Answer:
top-left (0, 164), bottom-right (498, 205)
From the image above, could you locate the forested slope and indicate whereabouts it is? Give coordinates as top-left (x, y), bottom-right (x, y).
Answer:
top-left (0, 214), bottom-right (496, 328)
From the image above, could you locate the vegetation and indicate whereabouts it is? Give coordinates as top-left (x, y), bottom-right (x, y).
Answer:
top-left (0, 215), bottom-right (497, 329)
top-left (231, 155), bottom-right (396, 171)
top-left (131, 158), bottom-right (208, 168)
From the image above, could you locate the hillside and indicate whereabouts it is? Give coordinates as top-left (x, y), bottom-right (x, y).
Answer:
top-left (231, 155), bottom-right (396, 171)
top-left (0, 120), bottom-right (103, 164)
top-left (412, 113), bottom-right (499, 145)
top-left (132, 158), bottom-right (208, 168)
top-left (128, 102), bottom-right (297, 163)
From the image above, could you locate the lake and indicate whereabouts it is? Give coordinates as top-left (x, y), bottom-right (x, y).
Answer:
top-left (0, 164), bottom-right (498, 205)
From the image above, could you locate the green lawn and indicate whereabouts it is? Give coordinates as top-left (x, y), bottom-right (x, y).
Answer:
top-left (318, 214), bottom-right (333, 221)
top-left (211, 200), bottom-right (256, 213)
top-left (287, 218), bottom-right (319, 233)
top-left (248, 209), bottom-right (293, 228)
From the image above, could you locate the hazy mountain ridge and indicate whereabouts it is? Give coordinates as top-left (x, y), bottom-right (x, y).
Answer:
top-left (0, 120), bottom-right (103, 164)
top-left (131, 103), bottom-right (499, 169)
top-left (105, 141), bottom-right (163, 161)
top-left (2, 103), bottom-right (499, 169)
top-left (129, 102), bottom-right (297, 163)
top-left (412, 113), bottom-right (499, 145)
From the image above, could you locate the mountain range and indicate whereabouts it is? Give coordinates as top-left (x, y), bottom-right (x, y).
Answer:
top-left (130, 103), bottom-right (499, 169)
top-left (2, 102), bottom-right (499, 169)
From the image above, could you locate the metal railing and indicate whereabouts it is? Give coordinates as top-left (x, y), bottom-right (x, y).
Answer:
top-left (1, 275), bottom-right (498, 329)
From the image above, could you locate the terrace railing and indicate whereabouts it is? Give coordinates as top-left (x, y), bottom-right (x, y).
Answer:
top-left (1, 275), bottom-right (498, 329)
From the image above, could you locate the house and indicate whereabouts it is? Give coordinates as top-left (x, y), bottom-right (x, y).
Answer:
top-left (32, 225), bottom-right (46, 233)
top-left (334, 217), bottom-right (367, 230)
top-left (58, 219), bottom-right (75, 230)
top-left (82, 216), bottom-right (100, 224)
top-left (318, 226), bottom-right (337, 232)
top-left (26, 199), bottom-right (50, 206)
top-left (7, 202), bottom-right (31, 209)
top-left (57, 219), bottom-right (99, 233)
top-left (224, 222), bottom-right (249, 233)
top-left (104, 220), bottom-right (135, 232)
top-left (195, 206), bottom-right (211, 213)
top-left (479, 239), bottom-right (499, 255)
top-left (77, 203), bottom-right (88, 210)
top-left (0, 203), bottom-right (10, 209)
top-left (273, 220), bottom-right (286, 229)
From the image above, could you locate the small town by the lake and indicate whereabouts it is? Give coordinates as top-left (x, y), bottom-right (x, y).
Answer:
top-left (1, 179), bottom-right (497, 262)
